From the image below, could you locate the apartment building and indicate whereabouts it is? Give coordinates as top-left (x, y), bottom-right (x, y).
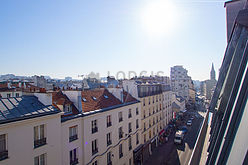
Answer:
top-left (122, 80), bottom-right (172, 164)
top-left (170, 65), bottom-right (192, 102)
top-left (0, 93), bottom-right (62, 165)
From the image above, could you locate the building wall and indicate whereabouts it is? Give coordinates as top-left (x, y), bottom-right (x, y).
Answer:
top-left (140, 94), bottom-right (164, 144)
top-left (82, 102), bottom-right (141, 165)
top-left (61, 118), bottom-right (83, 165)
top-left (0, 114), bottom-right (62, 165)
top-left (170, 66), bottom-right (191, 102)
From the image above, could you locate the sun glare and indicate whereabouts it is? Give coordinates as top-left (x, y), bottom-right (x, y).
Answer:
top-left (141, 0), bottom-right (178, 37)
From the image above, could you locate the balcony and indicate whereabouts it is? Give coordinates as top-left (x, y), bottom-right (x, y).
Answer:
top-left (107, 140), bottom-right (112, 146)
top-left (92, 148), bottom-right (98, 156)
top-left (69, 134), bottom-right (78, 142)
top-left (107, 122), bottom-right (112, 127)
top-left (34, 138), bottom-right (46, 148)
top-left (92, 127), bottom-right (98, 134)
top-left (70, 158), bottom-right (79, 165)
top-left (0, 150), bottom-right (8, 161)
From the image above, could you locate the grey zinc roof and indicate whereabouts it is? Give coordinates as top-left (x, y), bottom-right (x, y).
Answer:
top-left (0, 96), bottom-right (60, 124)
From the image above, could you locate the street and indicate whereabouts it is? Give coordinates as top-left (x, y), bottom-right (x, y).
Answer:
top-left (144, 104), bottom-right (205, 165)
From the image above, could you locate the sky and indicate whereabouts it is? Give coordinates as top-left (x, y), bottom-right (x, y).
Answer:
top-left (0, 0), bottom-right (227, 81)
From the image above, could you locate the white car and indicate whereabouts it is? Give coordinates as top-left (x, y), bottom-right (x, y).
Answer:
top-left (187, 120), bottom-right (192, 126)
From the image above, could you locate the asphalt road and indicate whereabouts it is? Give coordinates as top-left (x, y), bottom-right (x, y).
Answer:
top-left (143, 104), bottom-right (205, 165)
top-left (166, 106), bottom-right (205, 165)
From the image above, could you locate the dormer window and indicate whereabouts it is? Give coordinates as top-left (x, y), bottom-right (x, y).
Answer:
top-left (92, 96), bottom-right (97, 101)
top-left (64, 104), bottom-right (72, 113)
top-left (82, 98), bottom-right (87, 102)
top-left (104, 95), bottom-right (109, 99)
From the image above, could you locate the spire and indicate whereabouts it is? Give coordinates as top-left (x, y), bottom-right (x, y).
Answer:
top-left (210, 63), bottom-right (216, 80)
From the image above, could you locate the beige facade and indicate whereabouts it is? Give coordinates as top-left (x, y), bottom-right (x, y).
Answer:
top-left (0, 113), bottom-right (62, 165)
top-left (82, 102), bottom-right (141, 165)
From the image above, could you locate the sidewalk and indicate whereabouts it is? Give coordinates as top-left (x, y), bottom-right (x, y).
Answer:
top-left (144, 132), bottom-right (175, 165)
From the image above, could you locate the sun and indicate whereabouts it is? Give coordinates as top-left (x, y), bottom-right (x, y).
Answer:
top-left (141, 0), bottom-right (178, 36)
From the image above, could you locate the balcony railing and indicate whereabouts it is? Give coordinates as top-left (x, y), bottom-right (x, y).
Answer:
top-left (34, 138), bottom-right (46, 148)
top-left (70, 158), bottom-right (79, 165)
top-left (107, 122), bottom-right (112, 127)
top-left (92, 148), bottom-right (98, 156)
top-left (92, 127), bottom-right (98, 134)
top-left (69, 134), bottom-right (78, 142)
top-left (0, 150), bottom-right (8, 161)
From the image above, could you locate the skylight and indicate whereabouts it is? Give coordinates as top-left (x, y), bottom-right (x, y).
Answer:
top-left (82, 98), bottom-right (87, 102)
top-left (104, 95), bottom-right (109, 99)
top-left (92, 96), bottom-right (97, 101)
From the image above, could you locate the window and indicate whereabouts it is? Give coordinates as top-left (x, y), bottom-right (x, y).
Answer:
top-left (136, 119), bottom-right (139, 129)
top-left (15, 93), bottom-right (19, 97)
top-left (149, 97), bottom-right (150, 104)
top-left (64, 104), bottom-right (72, 113)
top-left (7, 94), bottom-right (11, 98)
top-left (119, 112), bottom-right (123, 122)
top-left (153, 96), bottom-right (154, 103)
top-left (92, 161), bottom-right (98, 165)
top-left (128, 109), bottom-right (132, 118)
top-left (70, 148), bottom-right (78, 165)
top-left (136, 108), bottom-right (139, 115)
top-left (107, 133), bottom-right (112, 146)
top-left (144, 134), bottom-right (146, 143)
top-left (107, 151), bottom-right (112, 165)
top-left (143, 98), bottom-right (145, 106)
top-left (149, 109), bottom-right (151, 116)
top-left (0, 134), bottom-right (8, 161)
top-left (128, 137), bottom-right (132, 150)
top-left (69, 125), bottom-right (78, 142)
top-left (34, 153), bottom-right (46, 165)
top-left (92, 139), bottom-right (98, 155)
top-left (107, 115), bottom-right (112, 127)
top-left (34, 124), bottom-right (46, 148)
top-left (136, 133), bottom-right (139, 145)
top-left (143, 109), bottom-right (146, 119)
top-left (91, 120), bottom-right (98, 134)
top-left (119, 144), bottom-right (123, 158)
top-left (144, 123), bottom-right (146, 132)
top-left (128, 123), bottom-right (132, 133)
top-left (129, 158), bottom-right (132, 165)
top-left (119, 127), bottom-right (123, 139)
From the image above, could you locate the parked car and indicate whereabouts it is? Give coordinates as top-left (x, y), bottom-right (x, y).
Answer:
top-left (187, 120), bottom-right (192, 126)
top-left (180, 126), bottom-right (188, 134)
top-left (174, 130), bottom-right (184, 144)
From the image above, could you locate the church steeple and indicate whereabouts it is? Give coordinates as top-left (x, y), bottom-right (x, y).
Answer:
top-left (210, 63), bottom-right (216, 80)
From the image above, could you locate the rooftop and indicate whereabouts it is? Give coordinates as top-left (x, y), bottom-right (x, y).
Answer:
top-left (0, 96), bottom-right (60, 124)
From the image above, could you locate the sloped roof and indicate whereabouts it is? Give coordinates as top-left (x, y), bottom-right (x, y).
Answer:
top-left (0, 96), bottom-right (60, 124)
top-left (81, 89), bottom-right (138, 112)
top-left (52, 90), bottom-right (79, 115)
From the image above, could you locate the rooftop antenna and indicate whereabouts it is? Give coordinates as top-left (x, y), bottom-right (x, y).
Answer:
top-left (78, 75), bottom-right (84, 91)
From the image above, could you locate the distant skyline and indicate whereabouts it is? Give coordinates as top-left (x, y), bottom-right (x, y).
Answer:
top-left (0, 0), bottom-right (227, 81)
